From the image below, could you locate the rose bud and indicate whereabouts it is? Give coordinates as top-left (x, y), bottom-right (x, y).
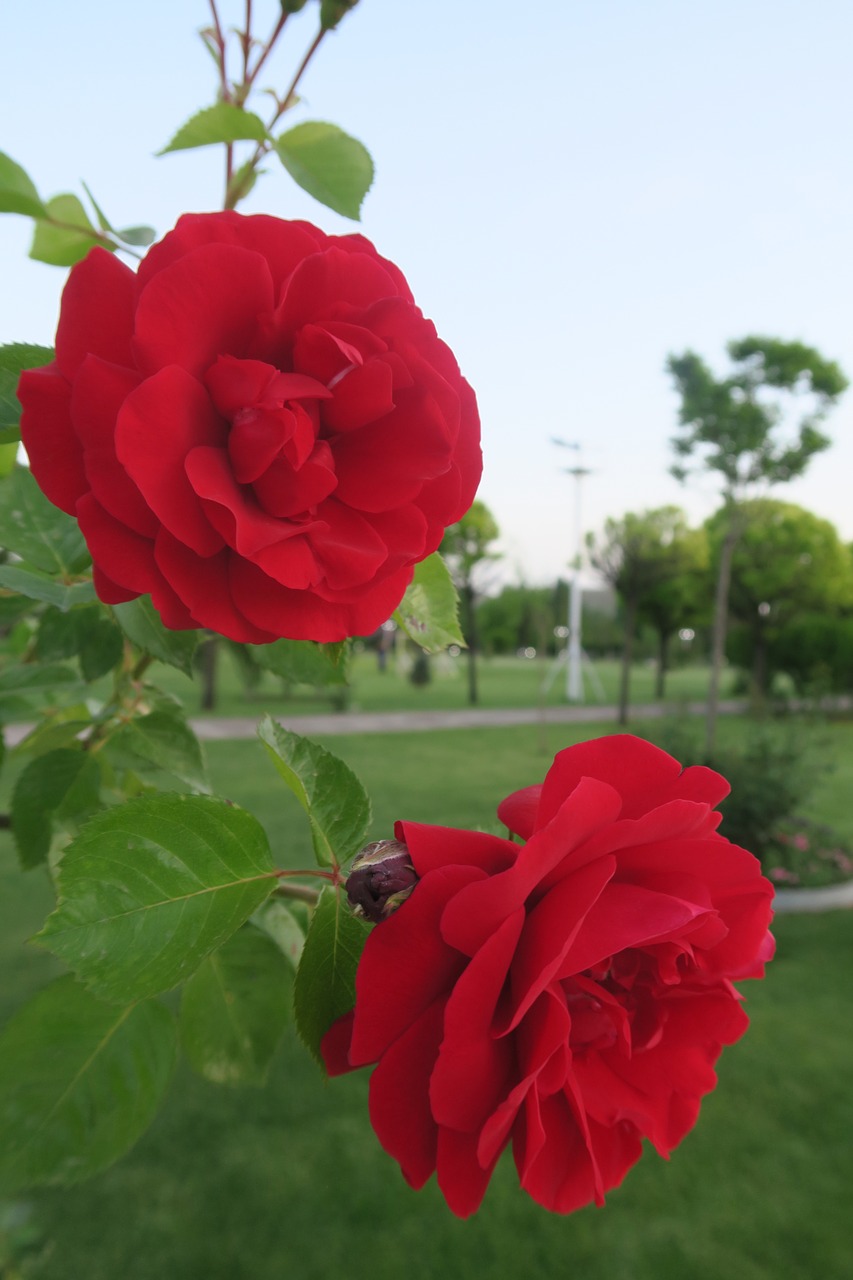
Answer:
top-left (346, 839), bottom-right (418, 924)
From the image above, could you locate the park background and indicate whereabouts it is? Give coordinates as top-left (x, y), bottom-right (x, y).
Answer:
top-left (2, 1), bottom-right (853, 1277)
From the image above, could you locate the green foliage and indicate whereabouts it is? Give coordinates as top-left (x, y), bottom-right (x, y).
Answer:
top-left (668, 336), bottom-right (848, 493)
top-left (0, 977), bottom-right (175, 1192)
top-left (112, 598), bottom-right (200, 677)
top-left (29, 194), bottom-right (105, 267)
top-left (258, 716), bottom-right (371, 868)
top-left (0, 466), bottom-right (89, 578)
top-left (393, 553), bottom-right (465, 653)
top-left (292, 884), bottom-right (369, 1065)
top-left (180, 925), bottom-right (292, 1087)
top-left (11, 748), bottom-right (101, 870)
top-left (0, 343), bottom-right (53, 442)
top-left (248, 637), bottom-right (348, 687)
top-left (101, 707), bottom-right (211, 793)
top-left (36, 795), bottom-right (277, 1003)
top-left (320, 0), bottom-right (361, 29)
top-left (275, 121), bottom-right (373, 220)
top-left (159, 104), bottom-right (269, 154)
top-left (707, 499), bottom-right (853, 625)
top-left (0, 151), bottom-right (47, 218)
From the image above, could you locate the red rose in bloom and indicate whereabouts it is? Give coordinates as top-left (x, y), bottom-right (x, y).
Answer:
top-left (322, 735), bottom-right (774, 1217)
top-left (18, 213), bottom-right (481, 642)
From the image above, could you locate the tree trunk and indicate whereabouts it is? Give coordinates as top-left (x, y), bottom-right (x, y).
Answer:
top-left (751, 619), bottom-right (768, 709)
top-left (463, 581), bottom-right (478, 706)
top-left (655, 630), bottom-right (670, 700)
top-left (618, 594), bottom-right (638, 726)
top-left (199, 635), bottom-right (219, 711)
top-left (705, 518), bottom-right (741, 756)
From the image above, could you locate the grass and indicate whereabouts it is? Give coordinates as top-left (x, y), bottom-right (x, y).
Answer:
top-left (1, 721), bottom-right (852, 1279)
top-left (152, 648), bottom-right (738, 718)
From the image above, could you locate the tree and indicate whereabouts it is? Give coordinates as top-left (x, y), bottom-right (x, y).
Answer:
top-left (587, 506), bottom-right (701, 724)
top-left (706, 499), bottom-right (853, 698)
top-left (637, 523), bottom-right (709, 698)
top-left (440, 499), bottom-right (501, 704)
top-left (668, 336), bottom-right (848, 751)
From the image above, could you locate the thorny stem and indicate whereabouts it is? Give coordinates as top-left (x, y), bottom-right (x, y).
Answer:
top-left (208, 0), bottom-right (234, 198)
top-left (242, 0), bottom-right (253, 83)
top-left (246, 8), bottom-right (288, 87)
top-left (224, 26), bottom-right (327, 209)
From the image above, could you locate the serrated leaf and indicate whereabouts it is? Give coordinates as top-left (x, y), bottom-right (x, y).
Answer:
top-left (274, 122), bottom-right (373, 220)
top-left (112, 597), bottom-right (199, 676)
top-left (0, 977), bottom-right (175, 1192)
top-left (0, 151), bottom-right (47, 218)
top-left (30, 194), bottom-right (105, 268)
top-left (293, 885), bottom-right (368, 1065)
top-left (252, 899), bottom-right (306, 970)
top-left (0, 466), bottom-right (90, 576)
top-left (103, 709), bottom-right (210, 793)
top-left (180, 926), bottom-right (291, 1086)
top-left (258, 716), bottom-right (370, 868)
top-left (13, 708), bottom-right (94, 758)
top-left (248, 638), bottom-right (348, 687)
top-left (159, 104), bottom-right (269, 154)
top-left (0, 565), bottom-right (95, 610)
top-left (0, 343), bottom-right (54, 376)
top-left (393, 553), bottom-right (465, 653)
top-left (36, 794), bottom-right (277, 1003)
top-left (12, 747), bottom-right (101, 870)
top-left (77, 613), bottom-right (123, 682)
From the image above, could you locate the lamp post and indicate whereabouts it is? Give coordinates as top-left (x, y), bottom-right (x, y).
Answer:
top-left (552, 439), bottom-right (591, 702)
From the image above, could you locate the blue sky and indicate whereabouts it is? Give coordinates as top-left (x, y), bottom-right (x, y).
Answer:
top-left (3, 0), bottom-right (852, 584)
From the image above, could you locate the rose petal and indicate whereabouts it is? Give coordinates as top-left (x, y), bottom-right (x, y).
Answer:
top-left (115, 366), bottom-right (226, 556)
top-left (367, 998), bottom-right (446, 1190)
top-left (18, 366), bottom-right (87, 515)
top-left (133, 243), bottom-right (275, 378)
top-left (54, 247), bottom-right (136, 378)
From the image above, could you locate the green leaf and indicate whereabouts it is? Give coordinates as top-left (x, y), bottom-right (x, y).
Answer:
top-left (159, 104), bottom-right (269, 154)
top-left (248, 638), bottom-right (348, 687)
top-left (0, 343), bottom-right (54, 377)
top-left (225, 160), bottom-right (259, 208)
top-left (13, 707), bottom-right (94, 758)
top-left (0, 344), bottom-right (53, 438)
top-left (0, 977), bottom-right (175, 1192)
top-left (102, 709), bottom-right (210, 794)
top-left (0, 565), bottom-right (95, 610)
top-left (0, 151), bottom-right (47, 218)
top-left (0, 466), bottom-right (90, 576)
top-left (30, 194), bottom-right (105, 267)
top-left (36, 794), bottom-right (277, 1003)
top-left (393, 553), bottom-right (464, 653)
top-left (115, 225), bottom-right (156, 246)
top-left (12, 747), bottom-right (101, 870)
top-left (252, 899), bottom-right (306, 970)
top-left (77, 613), bottom-right (123, 682)
top-left (258, 716), bottom-right (371, 868)
top-left (180, 926), bottom-right (292, 1086)
top-left (293, 885), bottom-right (368, 1066)
top-left (112, 597), bottom-right (199, 677)
top-left (274, 122), bottom-right (373, 220)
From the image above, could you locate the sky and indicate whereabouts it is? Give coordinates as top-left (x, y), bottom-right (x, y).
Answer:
top-left (2, 0), bottom-right (853, 588)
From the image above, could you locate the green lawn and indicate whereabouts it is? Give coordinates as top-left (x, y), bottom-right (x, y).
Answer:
top-left (155, 648), bottom-right (737, 718)
top-left (1, 722), bottom-right (851, 1279)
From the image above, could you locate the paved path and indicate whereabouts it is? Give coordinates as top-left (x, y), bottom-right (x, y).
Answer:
top-left (4, 699), bottom-right (749, 746)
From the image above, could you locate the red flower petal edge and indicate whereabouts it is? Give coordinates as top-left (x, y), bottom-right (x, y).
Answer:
top-left (19, 213), bottom-right (482, 643)
top-left (322, 734), bottom-right (775, 1216)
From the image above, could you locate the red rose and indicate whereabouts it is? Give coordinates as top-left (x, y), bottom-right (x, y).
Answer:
top-left (323, 735), bottom-right (774, 1217)
top-left (18, 213), bottom-right (481, 643)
